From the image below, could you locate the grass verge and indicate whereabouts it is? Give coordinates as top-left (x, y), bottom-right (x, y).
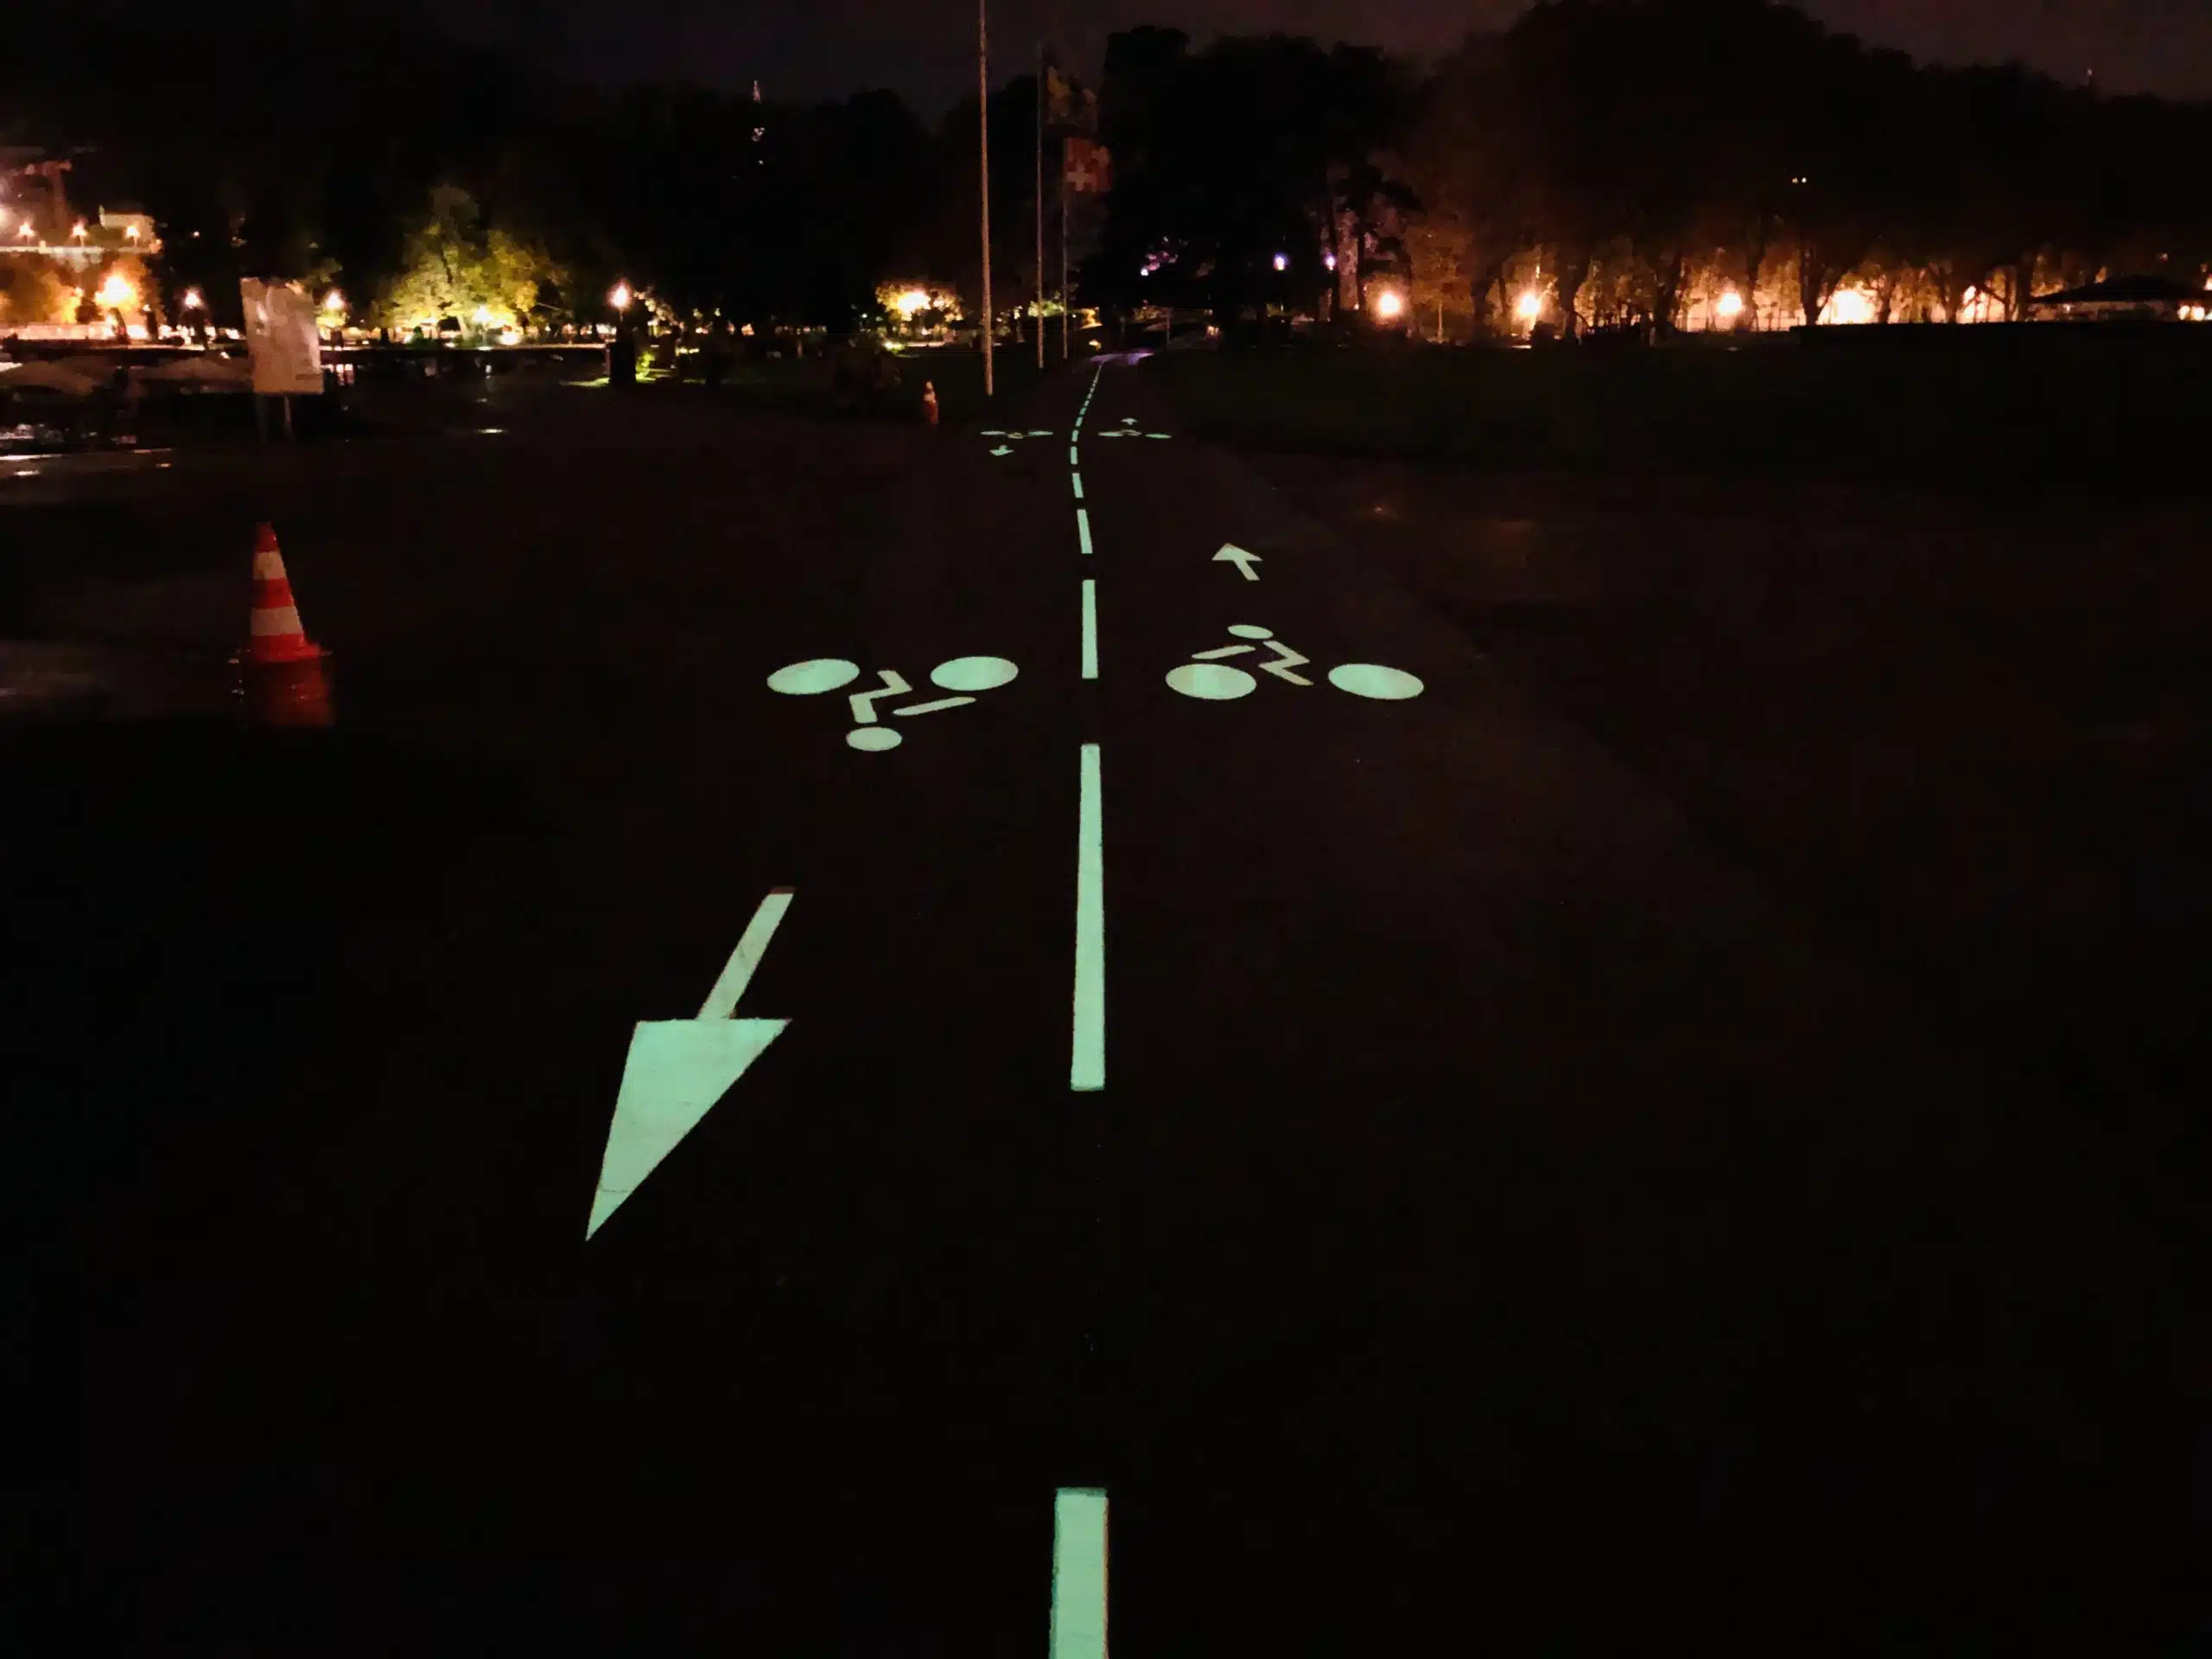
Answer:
top-left (1148, 327), bottom-right (2212, 496)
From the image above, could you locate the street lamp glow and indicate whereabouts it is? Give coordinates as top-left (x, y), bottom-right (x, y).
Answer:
top-left (1824, 286), bottom-right (1877, 325)
top-left (893, 288), bottom-right (930, 318)
top-left (608, 280), bottom-right (633, 312)
top-left (181, 288), bottom-right (205, 311)
top-left (16, 218), bottom-right (31, 238)
top-left (1715, 288), bottom-right (1745, 320)
top-left (70, 219), bottom-right (87, 240)
top-left (1323, 251), bottom-right (1338, 270)
top-left (125, 224), bottom-right (141, 241)
top-left (95, 273), bottom-right (138, 311)
top-left (1516, 289), bottom-right (1543, 321)
top-left (1372, 288), bottom-right (1406, 321)
top-left (1272, 252), bottom-right (1288, 271)
top-left (321, 289), bottom-right (346, 317)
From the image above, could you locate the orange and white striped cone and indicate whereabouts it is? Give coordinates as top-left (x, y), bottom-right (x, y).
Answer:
top-left (921, 381), bottom-right (939, 426)
top-left (238, 522), bottom-right (333, 727)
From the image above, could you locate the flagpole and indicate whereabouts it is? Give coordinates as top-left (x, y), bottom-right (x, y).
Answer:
top-left (979, 0), bottom-right (993, 398)
top-left (1060, 137), bottom-right (1071, 361)
top-left (1035, 39), bottom-right (1046, 371)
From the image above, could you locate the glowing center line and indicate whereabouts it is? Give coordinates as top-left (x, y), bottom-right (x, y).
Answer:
top-left (1068, 445), bottom-right (1078, 466)
top-left (1076, 506), bottom-right (1093, 556)
top-left (1051, 1488), bottom-right (1109, 1659)
top-left (1072, 744), bottom-right (1104, 1090)
top-left (698, 888), bottom-right (793, 1021)
top-left (1081, 578), bottom-right (1097, 680)
top-left (1071, 472), bottom-right (1084, 500)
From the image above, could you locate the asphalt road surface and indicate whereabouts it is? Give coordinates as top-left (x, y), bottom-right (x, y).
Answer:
top-left (6, 363), bottom-right (2196, 1651)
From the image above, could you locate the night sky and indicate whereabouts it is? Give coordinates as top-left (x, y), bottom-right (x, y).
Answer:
top-left (435, 0), bottom-right (2212, 110)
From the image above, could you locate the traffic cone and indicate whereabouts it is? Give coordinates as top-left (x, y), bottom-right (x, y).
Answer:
top-left (245, 523), bottom-right (322, 665)
top-left (238, 522), bottom-right (333, 727)
top-left (921, 381), bottom-right (939, 426)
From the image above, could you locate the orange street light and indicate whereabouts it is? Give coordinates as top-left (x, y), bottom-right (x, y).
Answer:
top-left (609, 280), bottom-right (633, 312)
top-left (1516, 289), bottom-right (1543, 321)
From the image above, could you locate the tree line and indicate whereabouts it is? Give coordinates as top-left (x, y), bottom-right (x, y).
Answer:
top-left (6, 0), bottom-right (2209, 338)
top-left (1090, 1), bottom-right (2212, 335)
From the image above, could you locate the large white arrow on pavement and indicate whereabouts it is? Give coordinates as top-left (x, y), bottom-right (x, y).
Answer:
top-left (586, 889), bottom-right (793, 1239)
top-left (1213, 543), bottom-right (1262, 582)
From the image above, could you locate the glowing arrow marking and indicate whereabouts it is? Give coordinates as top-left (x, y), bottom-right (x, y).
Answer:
top-left (1029, 429), bottom-right (1053, 436)
top-left (982, 429), bottom-right (1008, 435)
top-left (990, 445), bottom-right (1013, 457)
top-left (849, 670), bottom-right (910, 725)
top-left (1213, 543), bottom-right (1261, 581)
top-left (698, 889), bottom-right (792, 1020)
top-left (1120, 416), bottom-right (1135, 425)
top-left (586, 889), bottom-right (793, 1239)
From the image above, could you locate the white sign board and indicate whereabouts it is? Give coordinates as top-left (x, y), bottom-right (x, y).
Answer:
top-left (239, 279), bottom-right (324, 396)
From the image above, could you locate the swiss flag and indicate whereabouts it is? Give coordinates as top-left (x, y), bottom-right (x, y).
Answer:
top-left (1065, 137), bottom-right (1111, 194)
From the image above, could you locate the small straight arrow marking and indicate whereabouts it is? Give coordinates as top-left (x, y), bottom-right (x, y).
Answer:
top-left (587, 889), bottom-right (794, 1239)
top-left (990, 445), bottom-right (1013, 457)
top-left (1213, 543), bottom-right (1262, 582)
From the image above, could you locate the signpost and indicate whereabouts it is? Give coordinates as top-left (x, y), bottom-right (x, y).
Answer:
top-left (239, 279), bottom-right (324, 441)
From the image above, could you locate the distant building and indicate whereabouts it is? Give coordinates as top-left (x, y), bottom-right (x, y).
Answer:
top-left (99, 210), bottom-right (158, 249)
top-left (2025, 275), bottom-right (2212, 322)
top-left (1, 146), bottom-right (75, 240)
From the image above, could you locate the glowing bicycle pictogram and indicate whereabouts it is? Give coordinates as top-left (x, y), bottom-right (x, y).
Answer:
top-left (766, 654), bottom-right (1020, 751)
top-left (1163, 626), bottom-right (1424, 702)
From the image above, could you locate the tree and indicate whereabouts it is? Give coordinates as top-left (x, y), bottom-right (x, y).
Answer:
top-left (1084, 30), bottom-right (1414, 326)
top-left (0, 257), bottom-right (77, 327)
top-left (1405, 34), bottom-right (1529, 334)
top-left (378, 187), bottom-right (559, 334)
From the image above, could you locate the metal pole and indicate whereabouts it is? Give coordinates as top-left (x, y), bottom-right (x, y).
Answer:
top-left (979, 0), bottom-right (994, 398)
top-left (1060, 132), bottom-right (1071, 359)
top-left (1035, 40), bottom-right (1046, 372)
